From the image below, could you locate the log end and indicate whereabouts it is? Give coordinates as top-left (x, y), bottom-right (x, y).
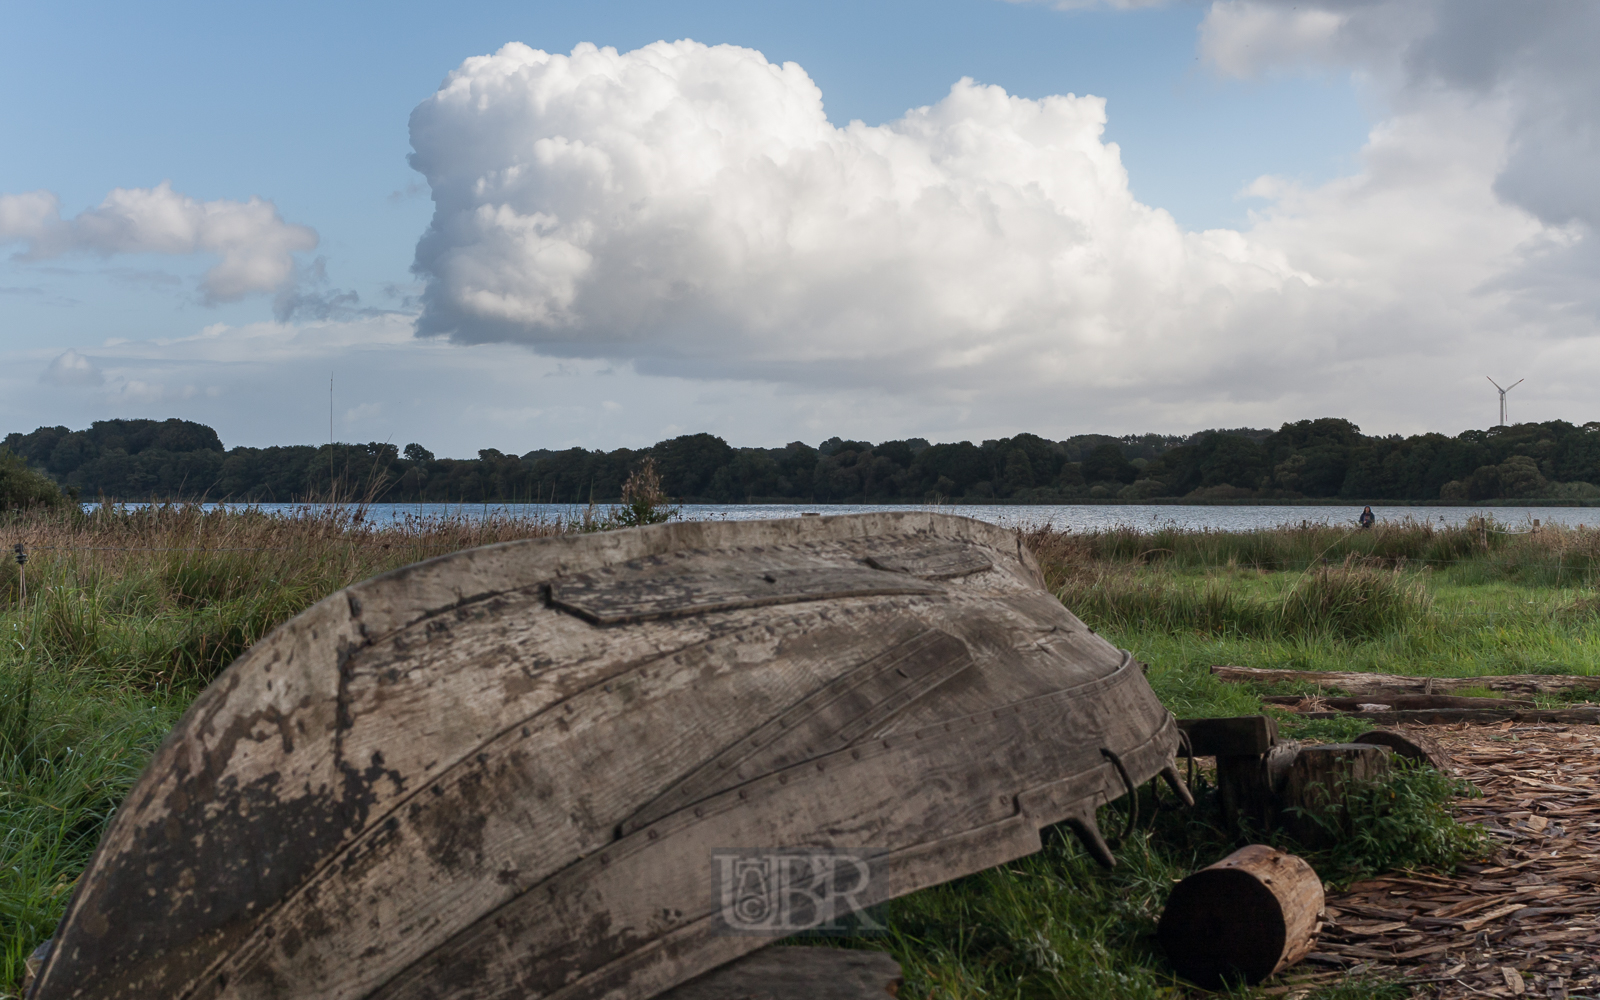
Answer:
top-left (1158, 845), bottom-right (1322, 988)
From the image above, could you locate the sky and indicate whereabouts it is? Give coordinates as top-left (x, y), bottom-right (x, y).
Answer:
top-left (2, 0), bottom-right (1596, 457)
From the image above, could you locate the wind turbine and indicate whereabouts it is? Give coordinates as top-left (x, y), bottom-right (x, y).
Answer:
top-left (1487, 376), bottom-right (1523, 426)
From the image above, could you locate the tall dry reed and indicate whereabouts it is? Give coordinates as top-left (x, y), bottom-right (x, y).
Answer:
top-left (2, 501), bottom-right (567, 692)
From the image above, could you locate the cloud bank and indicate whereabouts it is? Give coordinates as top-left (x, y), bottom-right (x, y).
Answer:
top-left (0, 182), bottom-right (317, 300)
top-left (1201, 0), bottom-right (1600, 320)
top-left (405, 34), bottom-right (1595, 428)
top-left (408, 40), bottom-right (1313, 397)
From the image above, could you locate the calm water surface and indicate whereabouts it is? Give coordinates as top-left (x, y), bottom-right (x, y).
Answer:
top-left (149, 502), bottom-right (1600, 532)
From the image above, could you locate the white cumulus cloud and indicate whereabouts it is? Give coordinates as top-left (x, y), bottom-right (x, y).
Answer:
top-left (0, 182), bottom-right (318, 301)
top-left (406, 32), bottom-right (1600, 432)
top-left (407, 40), bottom-right (1310, 396)
top-left (402, 36), bottom-right (1600, 431)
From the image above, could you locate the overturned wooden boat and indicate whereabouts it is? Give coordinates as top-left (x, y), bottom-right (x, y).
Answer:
top-left (32, 512), bottom-right (1188, 1000)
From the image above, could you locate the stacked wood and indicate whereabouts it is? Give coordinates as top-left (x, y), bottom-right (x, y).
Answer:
top-left (1305, 723), bottom-right (1600, 999)
top-left (1211, 665), bottom-right (1600, 697)
top-left (1158, 845), bottom-right (1324, 987)
top-left (658, 947), bottom-right (902, 1000)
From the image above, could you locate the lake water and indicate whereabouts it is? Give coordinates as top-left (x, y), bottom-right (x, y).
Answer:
top-left (136, 502), bottom-right (1599, 532)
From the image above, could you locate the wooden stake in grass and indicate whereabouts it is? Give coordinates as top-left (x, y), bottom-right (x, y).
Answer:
top-left (13, 542), bottom-right (24, 604)
top-left (1157, 845), bottom-right (1323, 988)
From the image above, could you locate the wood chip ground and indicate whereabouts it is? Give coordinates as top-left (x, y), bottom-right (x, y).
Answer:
top-left (1284, 723), bottom-right (1600, 998)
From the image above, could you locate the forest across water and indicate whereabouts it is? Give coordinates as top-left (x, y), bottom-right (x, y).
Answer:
top-left (5, 415), bottom-right (1600, 505)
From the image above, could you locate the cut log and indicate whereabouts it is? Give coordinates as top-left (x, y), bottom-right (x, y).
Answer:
top-left (1158, 845), bottom-right (1324, 988)
top-left (1177, 716), bottom-right (1278, 757)
top-left (1281, 744), bottom-right (1391, 846)
top-left (1211, 665), bottom-right (1600, 697)
top-left (1262, 694), bottom-right (1535, 712)
top-left (1351, 729), bottom-right (1451, 771)
top-left (657, 947), bottom-right (902, 1000)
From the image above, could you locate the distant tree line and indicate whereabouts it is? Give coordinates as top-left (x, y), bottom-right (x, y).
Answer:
top-left (5, 416), bottom-right (1600, 505)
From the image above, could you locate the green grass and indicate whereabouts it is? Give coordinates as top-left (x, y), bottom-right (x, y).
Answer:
top-left (857, 760), bottom-right (1474, 1000)
top-left (4, 511), bottom-right (1591, 996)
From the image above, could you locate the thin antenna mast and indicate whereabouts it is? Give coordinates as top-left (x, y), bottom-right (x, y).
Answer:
top-left (1486, 376), bottom-right (1523, 427)
top-left (329, 372), bottom-right (335, 491)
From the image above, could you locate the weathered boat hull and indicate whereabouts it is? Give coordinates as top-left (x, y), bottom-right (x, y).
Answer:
top-left (32, 512), bottom-right (1186, 1000)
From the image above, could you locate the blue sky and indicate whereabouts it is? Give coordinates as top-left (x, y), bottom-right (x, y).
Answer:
top-left (2, 1), bottom-right (1595, 455)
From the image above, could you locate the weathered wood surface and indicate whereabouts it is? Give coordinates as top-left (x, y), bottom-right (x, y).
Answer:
top-left (1176, 716), bottom-right (1278, 757)
top-left (32, 512), bottom-right (1185, 1000)
top-left (1158, 845), bottom-right (1323, 987)
top-left (655, 947), bottom-right (901, 1000)
top-left (1216, 741), bottom-right (1299, 830)
top-left (1281, 744), bottom-right (1392, 846)
top-left (1298, 707), bottom-right (1600, 725)
top-left (1350, 729), bottom-right (1451, 770)
top-left (1263, 694), bottom-right (1536, 711)
top-left (1211, 665), bottom-right (1600, 697)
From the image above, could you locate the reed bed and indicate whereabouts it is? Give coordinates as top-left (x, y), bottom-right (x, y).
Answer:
top-left (2, 501), bottom-right (566, 693)
top-left (1023, 517), bottom-right (1600, 586)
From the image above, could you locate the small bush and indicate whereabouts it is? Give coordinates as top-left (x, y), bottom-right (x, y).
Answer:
top-left (609, 458), bottom-right (678, 528)
top-left (1278, 763), bottom-right (1492, 884)
top-left (0, 449), bottom-right (68, 512)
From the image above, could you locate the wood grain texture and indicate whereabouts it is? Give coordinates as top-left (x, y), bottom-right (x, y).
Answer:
top-left (654, 947), bottom-right (901, 1000)
top-left (1298, 708), bottom-right (1600, 725)
top-left (1282, 744), bottom-right (1392, 846)
top-left (1158, 845), bottom-right (1324, 988)
top-left (1211, 665), bottom-right (1600, 697)
top-left (1350, 729), bottom-right (1451, 770)
top-left (1177, 716), bottom-right (1278, 757)
top-left (1264, 695), bottom-right (1535, 711)
top-left (32, 513), bottom-right (1182, 1000)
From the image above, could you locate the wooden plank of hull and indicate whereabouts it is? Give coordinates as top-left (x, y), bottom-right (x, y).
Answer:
top-left (31, 513), bottom-right (1183, 1000)
top-left (654, 947), bottom-right (903, 1000)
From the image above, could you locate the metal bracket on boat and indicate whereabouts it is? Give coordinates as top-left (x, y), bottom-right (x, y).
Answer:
top-left (1100, 747), bottom-right (1139, 845)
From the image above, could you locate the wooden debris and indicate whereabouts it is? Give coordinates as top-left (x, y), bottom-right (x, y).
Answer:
top-left (1280, 744), bottom-right (1392, 846)
top-left (1177, 715), bottom-right (1278, 756)
top-left (1298, 722), bottom-right (1600, 999)
top-left (1264, 694), bottom-right (1536, 711)
top-left (1352, 729), bottom-right (1451, 770)
top-left (1158, 845), bottom-right (1324, 987)
top-left (656, 947), bottom-right (902, 1000)
top-left (1217, 741), bottom-right (1299, 830)
top-left (1211, 665), bottom-right (1600, 697)
top-left (1298, 708), bottom-right (1600, 725)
